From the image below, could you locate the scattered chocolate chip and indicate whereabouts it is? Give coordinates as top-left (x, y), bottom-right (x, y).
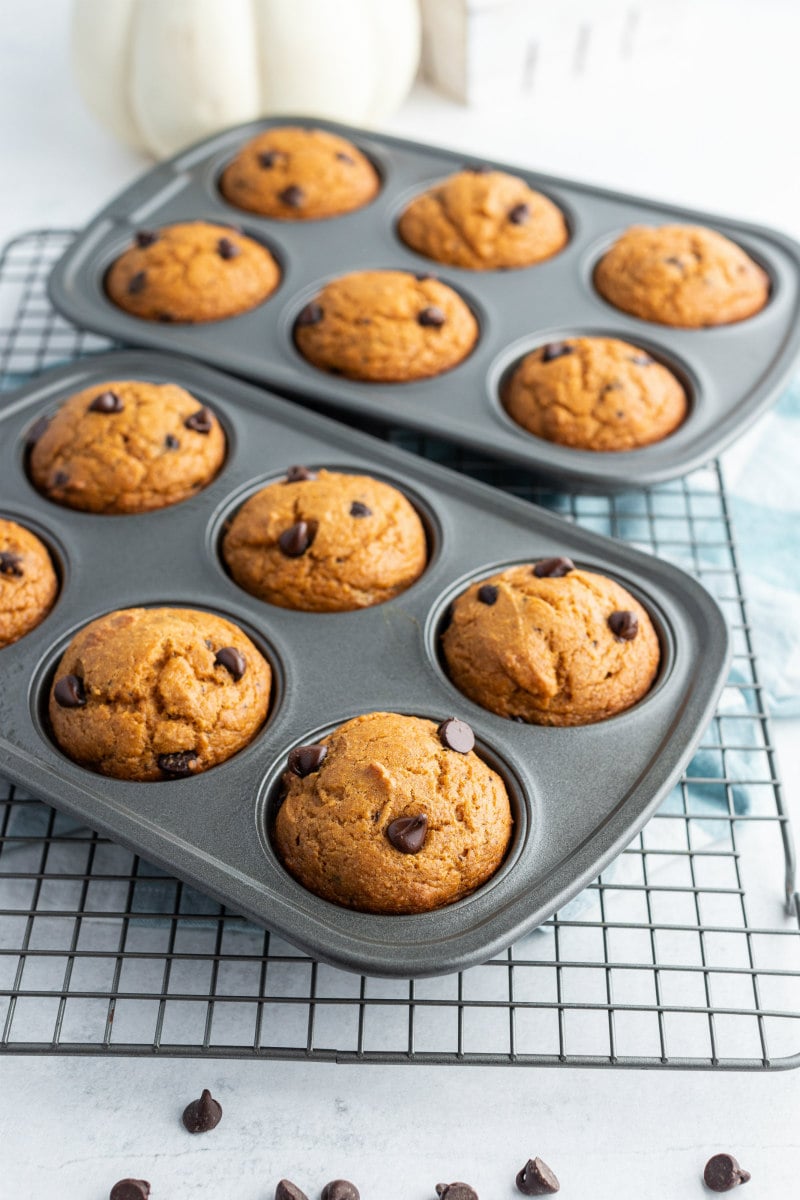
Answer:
top-left (418, 305), bottom-right (446, 328)
top-left (629, 353), bottom-right (653, 365)
top-left (258, 150), bottom-right (279, 168)
top-left (214, 646), bottom-right (246, 681)
top-left (182, 1088), bottom-right (222, 1134)
top-left (217, 236), bottom-right (240, 260)
top-left (127, 271), bottom-right (147, 295)
top-left (321, 1183), bottom-right (360, 1200)
top-left (516, 1157), bottom-right (560, 1195)
top-left (52, 470), bottom-right (69, 488)
top-left (280, 184), bottom-right (305, 208)
top-left (288, 743), bottom-right (328, 777)
top-left (601, 381), bottom-right (622, 394)
top-left (278, 520), bottom-right (315, 557)
top-left (533, 556), bottom-right (574, 578)
top-left (26, 414), bottom-right (50, 447)
top-left (134, 230), bottom-right (158, 248)
top-left (275, 1183), bottom-right (309, 1200)
top-left (89, 390), bottom-right (124, 414)
top-left (110, 1180), bottom-right (151, 1200)
top-left (508, 202), bottom-right (530, 225)
top-left (436, 1184), bottom-right (478, 1200)
top-left (158, 750), bottom-right (198, 779)
top-left (608, 610), bottom-right (639, 641)
top-left (336, 151), bottom-right (355, 165)
top-left (540, 342), bottom-right (573, 363)
top-left (54, 675), bottom-right (86, 709)
top-left (184, 407), bottom-right (214, 434)
top-left (437, 717), bottom-right (475, 754)
top-left (286, 465), bottom-right (318, 482)
top-left (386, 814), bottom-right (428, 855)
top-left (703, 1153), bottom-right (751, 1192)
top-left (477, 584), bottom-right (498, 606)
top-left (0, 551), bottom-right (24, 578)
top-left (296, 302), bottom-right (323, 327)
top-left (164, 433), bottom-right (180, 450)
top-left (664, 255), bottom-right (685, 269)
top-left (350, 500), bottom-right (372, 518)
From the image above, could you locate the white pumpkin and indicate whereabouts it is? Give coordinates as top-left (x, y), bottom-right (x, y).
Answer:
top-left (71, 0), bottom-right (421, 159)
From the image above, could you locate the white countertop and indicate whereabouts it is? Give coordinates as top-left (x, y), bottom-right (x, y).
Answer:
top-left (2, 2), bottom-right (799, 1197)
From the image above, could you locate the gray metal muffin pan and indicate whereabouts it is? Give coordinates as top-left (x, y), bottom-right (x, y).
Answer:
top-left (48, 116), bottom-right (800, 492)
top-left (0, 350), bottom-right (730, 977)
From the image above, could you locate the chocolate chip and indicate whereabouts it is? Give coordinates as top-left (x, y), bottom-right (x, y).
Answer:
top-left (349, 500), bottom-right (371, 518)
top-left (127, 271), bottom-right (147, 295)
top-left (158, 750), bottom-right (198, 779)
top-left (278, 520), bottom-right (315, 557)
top-left (258, 150), bottom-right (279, 168)
top-left (664, 255), bottom-right (685, 268)
top-left (157, 312), bottom-right (174, 323)
top-left (110, 1180), bottom-right (151, 1200)
top-left (288, 743), bottom-right (328, 777)
top-left (88, 390), bottom-right (124, 414)
top-left (217, 236), bottom-right (240, 260)
top-left (280, 184), bottom-right (305, 208)
top-left (182, 1088), bottom-right (222, 1133)
top-left (296, 302), bottom-right (323, 327)
top-left (286, 465), bottom-right (318, 482)
top-left (508, 202), bottom-right (530, 225)
top-left (540, 342), bottom-right (573, 363)
top-left (477, 584), bottom-right (498, 606)
top-left (703, 1153), bottom-right (751, 1192)
top-left (336, 151), bottom-right (355, 164)
top-left (516, 1157), bottom-right (560, 1195)
top-left (436, 1185), bottom-right (478, 1200)
top-left (214, 646), bottom-right (246, 680)
top-left (164, 433), bottom-right (180, 450)
top-left (386, 814), bottom-right (428, 855)
top-left (418, 305), bottom-right (446, 328)
top-left (629, 353), bottom-right (653, 365)
top-left (26, 414), bottom-right (50, 447)
top-left (0, 551), bottom-right (24, 578)
top-left (533, 556), bottom-right (574, 578)
top-left (54, 675), bottom-right (86, 709)
top-left (134, 230), bottom-right (158, 248)
top-left (608, 610), bottom-right (639, 641)
top-left (53, 470), bottom-right (69, 488)
top-left (437, 717), bottom-right (475, 754)
top-left (321, 1183), bottom-right (360, 1200)
top-left (275, 1182), bottom-right (309, 1200)
top-left (184, 407), bottom-right (214, 434)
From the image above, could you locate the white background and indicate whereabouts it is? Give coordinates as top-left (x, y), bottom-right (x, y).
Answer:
top-left (1, 2), bottom-right (799, 1197)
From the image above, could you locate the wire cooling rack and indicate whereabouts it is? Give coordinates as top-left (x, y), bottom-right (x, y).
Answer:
top-left (1, 230), bottom-right (798, 1068)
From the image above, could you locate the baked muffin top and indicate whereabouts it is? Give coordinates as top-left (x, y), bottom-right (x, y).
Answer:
top-left (0, 518), bottom-right (58, 649)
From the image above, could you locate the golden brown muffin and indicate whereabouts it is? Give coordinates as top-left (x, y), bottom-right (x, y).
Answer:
top-left (106, 221), bottom-right (280, 323)
top-left (274, 712), bottom-right (513, 914)
top-left (29, 380), bottom-right (226, 514)
top-left (398, 167), bottom-right (568, 270)
top-left (504, 337), bottom-right (688, 451)
top-left (0, 519), bottom-right (58, 649)
top-left (294, 270), bottom-right (478, 382)
top-left (442, 560), bottom-right (660, 726)
top-left (594, 224), bottom-right (769, 327)
top-left (223, 468), bottom-right (427, 612)
top-left (220, 125), bottom-right (379, 220)
top-left (49, 607), bottom-right (271, 781)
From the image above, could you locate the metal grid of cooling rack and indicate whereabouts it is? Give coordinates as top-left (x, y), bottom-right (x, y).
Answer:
top-left (1, 230), bottom-right (798, 1068)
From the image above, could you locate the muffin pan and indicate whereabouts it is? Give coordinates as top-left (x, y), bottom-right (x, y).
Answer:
top-left (0, 351), bottom-right (729, 977)
top-left (48, 117), bottom-right (800, 492)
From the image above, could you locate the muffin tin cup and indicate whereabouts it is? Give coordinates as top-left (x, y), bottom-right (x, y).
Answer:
top-left (0, 352), bottom-right (729, 977)
top-left (47, 116), bottom-right (800, 493)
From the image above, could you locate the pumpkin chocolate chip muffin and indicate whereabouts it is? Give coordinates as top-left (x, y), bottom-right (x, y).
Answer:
top-left (594, 224), bottom-right (769, 327)
top-left (294, 270), bottom-right (478, 382)
top-left (223, 468), bottom-right (427, 612)
top-left (29, 380), bottom-right (226, 514)
top-left (274, 712), bottom-right (513, 914)
top-left (442, 559), bottom-right (660, 726)
top-left (220, 125), bottom-right (379, 220)
top-left (0, 518), bottom-right (58, 649)
top-left (49, 607), bottom-right (271, 781)
top-left (106, 221), bottom-right (280, 323)
top-left (398, 167), bottom-right (568, 270)
top-left (505, 337), bottom-right (688, 451)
